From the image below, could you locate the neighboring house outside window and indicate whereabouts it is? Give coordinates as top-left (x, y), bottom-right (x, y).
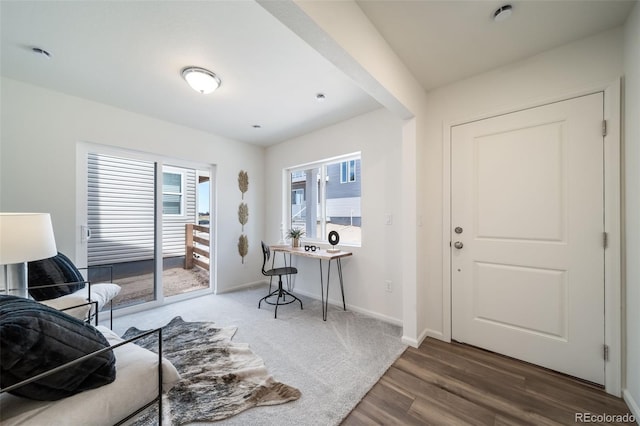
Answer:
top-left (287, 153), bottom-right (361, 246)
top-left (340, 160), bottom-right (357, 183)
top-left (163, 168), bottom-right (184, 216)
top-left (86, 153), bottom-right (201, 267)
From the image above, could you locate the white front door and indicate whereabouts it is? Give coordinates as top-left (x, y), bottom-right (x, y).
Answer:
top-left (451, 93), bottom-right (605, 384)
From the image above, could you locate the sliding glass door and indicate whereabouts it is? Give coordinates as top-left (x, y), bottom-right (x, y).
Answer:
top-left (161, 165), bottom-right (210, 299)
top-left (87, 153), bottom-right (157, 308)
top-left (83, 148), bottom-right (213, 310)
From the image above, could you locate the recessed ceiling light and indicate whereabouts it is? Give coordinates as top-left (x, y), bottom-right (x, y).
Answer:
top-left (181, 66), bottom-right (221, 94)
top-left (316, 93), bottom-right (326, 102)
top-left (31, 47), bottom-right (52, 59)
top-left (493, 4), bottom-right (513, 22)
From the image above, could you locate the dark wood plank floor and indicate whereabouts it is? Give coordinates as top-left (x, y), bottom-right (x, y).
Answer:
top-left (342, 338), bottom-right (634, 425)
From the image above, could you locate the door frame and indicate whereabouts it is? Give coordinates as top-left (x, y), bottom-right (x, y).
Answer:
top-left (441, 80), bottom-right (622, 396)
top-left (75, 142), bottom-right (218, 317)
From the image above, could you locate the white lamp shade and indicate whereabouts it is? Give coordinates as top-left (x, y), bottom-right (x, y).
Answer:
top-left (0, 213), bottom-right (57, 265)
top-left (182, 67), bottom-right (221, 94)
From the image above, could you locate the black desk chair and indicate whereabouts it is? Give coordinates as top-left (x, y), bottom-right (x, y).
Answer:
top-left (258, 241), bottom-right (303, 318)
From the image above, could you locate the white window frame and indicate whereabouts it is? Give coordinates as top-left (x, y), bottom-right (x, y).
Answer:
top-left (285, 152), bottom-right (361, 247)
top-left (340, 159), bottom-right (357, 183)
top-left (162, 166), bottom-right (185, 217)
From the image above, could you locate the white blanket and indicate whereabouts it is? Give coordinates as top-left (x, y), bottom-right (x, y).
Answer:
top-left (0, 326), bottom-right (180, 426)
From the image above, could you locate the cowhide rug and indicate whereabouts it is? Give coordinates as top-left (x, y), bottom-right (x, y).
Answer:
top-left (122, 316), bottom-right (301, 425)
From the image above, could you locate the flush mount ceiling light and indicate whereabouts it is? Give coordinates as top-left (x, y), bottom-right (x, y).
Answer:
top-left (181, 66), bottom-right (221, 94)
top-left (493, 4), bottom-right (513, 22)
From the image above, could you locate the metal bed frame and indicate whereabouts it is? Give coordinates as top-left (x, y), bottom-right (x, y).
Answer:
top-left (0, 317), bottom-right (164, 426)
top-left (2, 263), bottom-right (116, 328)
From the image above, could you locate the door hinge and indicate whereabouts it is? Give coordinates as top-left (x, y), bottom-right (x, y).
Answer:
top-left (603, 344), bottom-right (609, 361)
top-left (603, 232), bottom-right (608, 249)
top-left (602, 120), bottom-right (607, 137)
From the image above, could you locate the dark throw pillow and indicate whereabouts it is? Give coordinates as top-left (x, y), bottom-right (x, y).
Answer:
top-left (0, 295), bottom-right (116, 400)
top-left (28, 252), bottom-right (86, 300)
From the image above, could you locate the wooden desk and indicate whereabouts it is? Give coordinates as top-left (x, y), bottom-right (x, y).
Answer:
top-left (271, 245), bottom-right (352, 321)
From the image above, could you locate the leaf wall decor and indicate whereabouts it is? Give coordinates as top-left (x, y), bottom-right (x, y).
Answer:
top-left (238, 170), bottom-right (249, 199)
top-left (238, 202), bottom-right (248, 231)
top-left (238, 234), bottom-right (249, 264)
top-left (237, 170), bottom-right (249, 263)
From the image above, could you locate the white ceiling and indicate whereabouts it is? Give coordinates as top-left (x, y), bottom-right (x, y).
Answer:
top-left (0, 1), bottom-right (381, 146)
top-left (357, 0), bottom-right (637, 91)
top-left (1, 1), bottom-right (636, 146)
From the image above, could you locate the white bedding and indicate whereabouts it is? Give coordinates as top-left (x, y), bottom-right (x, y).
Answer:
top-left (0, 326), bottom-right (180, 426)
top-left (37, 283), bottom-right (121, 321)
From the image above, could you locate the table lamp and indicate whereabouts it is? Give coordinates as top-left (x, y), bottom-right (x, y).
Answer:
top-left (0, 213), bottom-right (58, 298)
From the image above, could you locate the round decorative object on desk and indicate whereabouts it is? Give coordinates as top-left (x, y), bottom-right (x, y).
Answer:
top-left (327, 231), bottom-right (340, 253)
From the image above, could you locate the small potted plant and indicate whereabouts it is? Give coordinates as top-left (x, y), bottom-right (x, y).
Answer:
top-left (287, 227), bottom-right (305, 248)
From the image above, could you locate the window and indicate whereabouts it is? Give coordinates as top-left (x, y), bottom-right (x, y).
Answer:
top-left (287, 153), bottom-right (361, 246)
top-left (292, 188), bottom-right (305, 205)
top-left (340, 160), bottom-right (357, 183)
top-left (163, 168), bottom-right (184, 215)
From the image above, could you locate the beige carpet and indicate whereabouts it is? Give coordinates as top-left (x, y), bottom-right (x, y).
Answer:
top-left (109, 285), bottom-right (407, 426)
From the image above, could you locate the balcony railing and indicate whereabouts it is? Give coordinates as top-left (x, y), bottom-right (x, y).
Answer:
top-left (185, 224), bottom-right (210, 271)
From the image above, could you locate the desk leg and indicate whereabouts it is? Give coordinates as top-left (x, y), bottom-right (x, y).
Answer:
top-left (319, 259), bottom-right (324, 320)
top-left (337, 258), bottom-right (346, 311)
top-left (326, 260), bottom-right (331, 320)
top-left (319, 259), bottom-right (327, 321)
top-left (269, 255), bottom-right (275, 293)
top-left (286, 253), bottom-right (293, 292)
top-left (319, 258), bottom-right (346, 321)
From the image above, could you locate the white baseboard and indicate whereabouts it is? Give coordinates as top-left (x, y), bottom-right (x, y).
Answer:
top-left (217, 280), bottom-right (266, 294)
top-left (424, 328), bottom-right (449, 342)
top-left (293, 287), bottom-right (403, 327)
top-left (402, 328), bottom-right (449, 348)
top-left (347, 303), bottom-right (403, 327)
top-left (402, 330), bottom-right (427, 348)
top-left (623, 389), bottom-right (640, 422)
top-left (401, 335), bottom-right (419, 347)
top-left (224, 281), bottom-right (404, 328)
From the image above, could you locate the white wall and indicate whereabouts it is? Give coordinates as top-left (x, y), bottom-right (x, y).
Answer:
top-left (623, 2), bottom-right (640, 417)
top-left (261, 0), bottom-right (428, 344)
top-left (421, 27), bottom-right (625, 341)
top-left (264, 2), bottom-right (632, 350)
top-left (0, 77), bottom-right (264, 292)
top-left (265, 108), bottom-right (404, 323)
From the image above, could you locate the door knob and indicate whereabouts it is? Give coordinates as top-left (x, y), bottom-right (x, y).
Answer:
top-left (454, 241), bottom-right (463, 249)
